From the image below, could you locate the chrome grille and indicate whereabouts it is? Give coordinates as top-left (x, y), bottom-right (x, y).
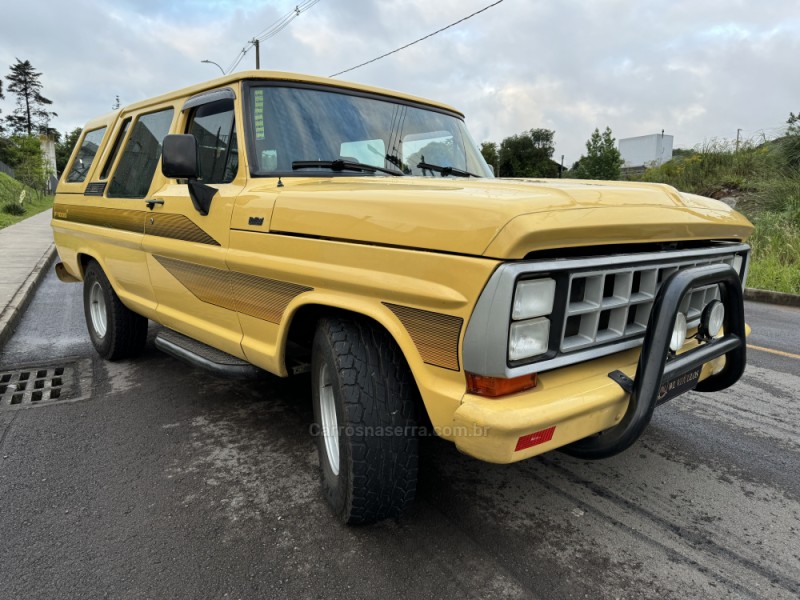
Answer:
top-left (461, 242), bottom-right (750, 379)
top-left (561, 254), bottom-right (737, 353)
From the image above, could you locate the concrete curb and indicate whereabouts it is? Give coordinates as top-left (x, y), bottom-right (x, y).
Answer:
top-left (0, 244), bottom-right (56, 349)
top-left (744, 287), bottom-right (800, 308)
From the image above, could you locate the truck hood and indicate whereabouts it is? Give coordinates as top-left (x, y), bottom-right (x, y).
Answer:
top-left (266, 177), bottom-right (753, 259)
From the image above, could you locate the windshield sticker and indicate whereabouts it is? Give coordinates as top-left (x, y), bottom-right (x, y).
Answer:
top-left (254, 89), bottom-right (265, 140)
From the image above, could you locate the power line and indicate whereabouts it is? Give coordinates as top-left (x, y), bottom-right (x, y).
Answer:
top-left (329, 0), bottom-right (505, 78)
top-left (226, 0), bottom-right (321, 73)
top-left (254, 0), bottom-right (320, 43)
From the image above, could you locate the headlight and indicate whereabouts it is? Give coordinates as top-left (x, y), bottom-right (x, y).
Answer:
top-left (509, 317), bottom-right (550, 361)
top-left (733, 253), bottom-right (749, 287)
top-left (732, 254), bottom-right (743, 276)
top-left (700, 300), bottom-right (725, 338)
top-left (512, 278), bottom-right (556, 320)
top-left (669, 312), bottom-right (687, 352)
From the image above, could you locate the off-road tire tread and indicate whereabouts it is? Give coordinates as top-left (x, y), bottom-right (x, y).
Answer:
top-left (316, 317), bottom-right (419, 525)
top-left (84, 261), bottom-right (148, 361)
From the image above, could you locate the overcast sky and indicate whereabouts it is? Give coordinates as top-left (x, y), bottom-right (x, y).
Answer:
top-left (1, 0), bottom-right (798, 165)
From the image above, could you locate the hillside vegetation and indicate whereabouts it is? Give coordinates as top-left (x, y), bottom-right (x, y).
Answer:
top-left (0, 172), bottom-right (53, 229)
top-left (638, 134), bottom-right (800, 294)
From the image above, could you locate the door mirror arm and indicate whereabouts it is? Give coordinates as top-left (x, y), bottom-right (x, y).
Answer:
top-left (188, 180), bottom-right (216, 216)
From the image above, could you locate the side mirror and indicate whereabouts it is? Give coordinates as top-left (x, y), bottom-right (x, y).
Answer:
top-left (162, 134), bottom-right (198, 179)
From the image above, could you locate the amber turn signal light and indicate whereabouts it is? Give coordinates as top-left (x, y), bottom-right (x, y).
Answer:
top-left (466, 372), bottom-right (538, 398)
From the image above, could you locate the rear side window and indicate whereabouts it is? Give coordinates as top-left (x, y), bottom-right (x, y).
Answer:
top-left (187, 99), bottom-right (238, 184)
top-left (100, 118), bottom-right (131, 180)
top-left (66, 127), bottom-right (107, 183)
top-left (108, 108), bottom-right (174, 198)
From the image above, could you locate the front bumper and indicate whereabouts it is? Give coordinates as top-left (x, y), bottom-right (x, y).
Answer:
top-left (452, 264), bottom-right (746, 463)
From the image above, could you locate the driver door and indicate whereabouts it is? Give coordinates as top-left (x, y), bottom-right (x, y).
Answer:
top-left (143, 89), bottom-right (245, 358)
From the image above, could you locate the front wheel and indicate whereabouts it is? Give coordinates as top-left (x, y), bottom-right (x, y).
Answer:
top-left (83, 261), bottom-right (148, 360)
top-left (311, 317), bottom-right (419, 525)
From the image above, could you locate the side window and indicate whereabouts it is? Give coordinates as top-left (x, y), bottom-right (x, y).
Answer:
top-left (66, 127), bottom-right (107, 183)
top-left (100, 118), bottom-right (131, 180)
top-left (107, 108), bottom-right (174, 198)
top-left (187, 99), bottom-right (238, 184)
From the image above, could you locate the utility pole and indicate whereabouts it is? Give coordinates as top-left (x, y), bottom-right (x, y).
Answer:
top-left (251, 39), bottom-right (260, 69)
top-left (560, 154), bottom-right (564, 178)
top-left (735, 128), bottom-right (742, 152)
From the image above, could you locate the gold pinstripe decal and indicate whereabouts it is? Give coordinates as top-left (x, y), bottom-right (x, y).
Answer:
top-left (145, 213), bottom-right (220, 246)
top-left (229, 271), bottom-right (313, 323)
top-left (384, 303), bottom-right (463, 371)
top-left (154, 255), bottom-right (312, 324)
top-left (53, 204), bottom-right (220, 245)
top-left (153, 257), bottom-right (233, 310)
top-left (53, 203), bottom-right (143, 234)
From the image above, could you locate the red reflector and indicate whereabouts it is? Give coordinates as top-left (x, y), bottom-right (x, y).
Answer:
top-left (515, 426), bottom-right (556, 451)
top-left (466, 372), bottom-right (538, 398)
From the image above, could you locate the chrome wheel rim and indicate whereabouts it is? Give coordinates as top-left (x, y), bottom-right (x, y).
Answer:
top-left (89, 281), bottom-right (108, 338)
top-left (319, 362), bottom-right (340, 475)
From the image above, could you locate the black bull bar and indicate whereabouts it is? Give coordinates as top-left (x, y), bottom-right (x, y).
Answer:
top-left (564, 263), bottom-right (746, 460)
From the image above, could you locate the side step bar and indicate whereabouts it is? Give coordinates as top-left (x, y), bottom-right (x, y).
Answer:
top-left (154, 329), bottom-right (262, 380)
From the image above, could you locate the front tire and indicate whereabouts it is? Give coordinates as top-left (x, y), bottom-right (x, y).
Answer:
top-left (311, 317), bottom-right (419, 525)
top-left (83, 261), bottom-right (148, 360)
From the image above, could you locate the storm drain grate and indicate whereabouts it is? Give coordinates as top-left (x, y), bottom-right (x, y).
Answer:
top-left (0, 365), bottom-right (75, 408)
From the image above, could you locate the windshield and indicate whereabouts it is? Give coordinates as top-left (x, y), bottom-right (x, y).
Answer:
top-left (246, 84), bottom-right (493, 178)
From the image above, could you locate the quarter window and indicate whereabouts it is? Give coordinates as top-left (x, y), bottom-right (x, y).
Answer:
top-left (187, 99), bottom-right (238, 184)
top-left (108, 108), bottom-right (174, 198)
top-left (100, 118), bottom-right (131, 180)
top-left (66, 127), bottom-right (107, 183)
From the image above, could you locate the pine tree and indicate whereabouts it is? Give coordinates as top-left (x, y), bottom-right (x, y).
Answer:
top-left (788, 112), bottom-right (800, 136)
top-left (573, 127), bottom-right (623, 180)
top-left (5, 59), bottom-right (58, 136)
top-left (0, 79), bottom-right (5, 136)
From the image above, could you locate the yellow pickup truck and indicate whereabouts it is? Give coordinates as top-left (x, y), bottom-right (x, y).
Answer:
top-left (52, 71), bottom-right (752, 524)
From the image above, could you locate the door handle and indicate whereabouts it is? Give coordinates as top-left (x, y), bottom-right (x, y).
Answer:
top-left (145, 198), bottom-right (165, 210)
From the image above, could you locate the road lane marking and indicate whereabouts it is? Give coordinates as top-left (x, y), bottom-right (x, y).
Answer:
top-left (748, 344), bottom-right (800, 360)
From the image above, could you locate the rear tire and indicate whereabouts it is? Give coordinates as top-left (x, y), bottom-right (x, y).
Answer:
top-left (83, 261), bottom-right (148, 360)
top-left (311, 317), bottom-right (419, 525)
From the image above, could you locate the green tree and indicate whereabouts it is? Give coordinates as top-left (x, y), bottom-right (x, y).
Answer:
top-left (787, 112), bottom-right (800, 136)
top-left (572, 127), bottom-right (623, 180)
top-left (5, 59), bottom-right (57, 136)
top-left (480, 141), bottom-right (499, 174)
top-left (498, 128), bottom-right (557, 177)
top-left (671, 147), bottom-right (697, 159)
top-left (3, 135), bottom-right (50, 195)
top-left (56, 127), bottom-right (82, 176)
top-left (0, 79), bottom-right (5, 136)
top-left (781, 112), bottom-right (800, 168)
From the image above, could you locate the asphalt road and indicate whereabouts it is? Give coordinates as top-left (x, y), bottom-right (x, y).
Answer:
top-left (1, 270), bottom-right (798, 599)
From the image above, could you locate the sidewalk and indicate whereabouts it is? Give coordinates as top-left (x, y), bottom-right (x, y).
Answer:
top-left (0, 210), bottom-right (56, 348)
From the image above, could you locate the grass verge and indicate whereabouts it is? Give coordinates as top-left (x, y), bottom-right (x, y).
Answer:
top-left (0, 172), bottom-right (54, 229)
top-left (0, 193), bottom-right (54, 229)
top-left (746, 210), bottom-right (800, 294)
top-left (639, 137), bottom-right (800, 295)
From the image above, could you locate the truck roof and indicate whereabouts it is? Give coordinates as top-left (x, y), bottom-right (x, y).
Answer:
top-left (108, 70), bottom-right (463, 120)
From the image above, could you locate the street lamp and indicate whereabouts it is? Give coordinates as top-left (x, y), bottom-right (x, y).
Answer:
top-left (201, 60), bottom-right (225, 75)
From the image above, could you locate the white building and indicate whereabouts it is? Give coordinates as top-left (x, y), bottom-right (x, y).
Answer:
top-left (618, 133), bottom-right (673, 168)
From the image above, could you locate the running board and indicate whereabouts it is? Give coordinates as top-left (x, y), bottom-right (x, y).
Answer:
top-left (154, 329), bottom-right (262, 380)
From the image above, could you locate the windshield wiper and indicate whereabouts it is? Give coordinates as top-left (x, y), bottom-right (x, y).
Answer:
top-left (417, 161), bottom-right (479, 178)
top-left (292, 159), bottom-right (403, 176)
